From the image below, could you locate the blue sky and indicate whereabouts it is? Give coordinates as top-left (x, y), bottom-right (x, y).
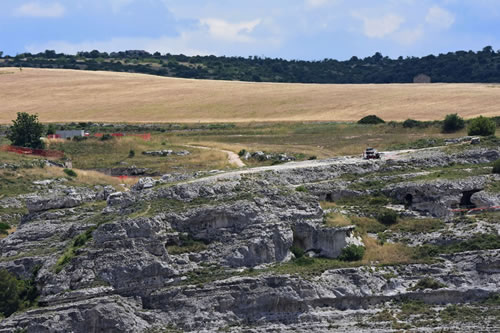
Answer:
top-left (1, 0), bottom-right (499, 60)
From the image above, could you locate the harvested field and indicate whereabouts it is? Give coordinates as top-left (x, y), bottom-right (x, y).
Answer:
top-left (0, 67), bottom-right (499, 124)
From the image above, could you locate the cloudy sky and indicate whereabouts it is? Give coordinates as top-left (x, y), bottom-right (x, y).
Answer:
top-left (1, 0), bottom-right (499, 60)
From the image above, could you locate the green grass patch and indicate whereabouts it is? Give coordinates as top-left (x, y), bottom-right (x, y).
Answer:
top-left (413, 233), bottom-right (500, 259)
top-left (391, 218), bottom-right (445, 234)
top-left (54, 227), bottom-right (96, 273)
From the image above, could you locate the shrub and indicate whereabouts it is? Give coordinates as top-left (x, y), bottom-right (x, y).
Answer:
top-left (295, 185), bottom-right (308, 192)
top-left (290, 245), bottom-right (305, 259)
top-left (468, 116), bottom-right (496, 136)
top-left (128, 149), bottom-right (135, 158)
top-left (493, 159), bottom-right (500, 174)
top-left (0, 269), bottom-right (38, 318)
top-left (358, 115), bottom-right (385, 124)
top-left (100, 134), bottom-right (112, 141)
top-left (402, 118), bottom-right (420, 128)
top-left (238, 149), bottom-right (247, 157)
top-left (338, 245), bottom-right (365, 261)
top-left (308, 156), bottom-right (317, 160)
top-left (442, 113), bottom-right (465, 133)
top-left (63, 168), bottom-right (77, 177)
top-left (0, 222), bottom-right (10, 235)
top-left (410, 277), bottom-right (446, 291)
top-left (376, 209), bottom-right (398, 226)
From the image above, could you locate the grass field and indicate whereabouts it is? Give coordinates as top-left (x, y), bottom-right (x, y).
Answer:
top-left (1, 67), bottom-right (499, 124)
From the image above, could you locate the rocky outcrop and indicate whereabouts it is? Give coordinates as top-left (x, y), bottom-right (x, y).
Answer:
top-left (1, 146), bottom-right (499, 332)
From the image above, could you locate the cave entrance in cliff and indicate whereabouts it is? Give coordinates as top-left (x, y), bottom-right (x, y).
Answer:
top-left (326, 193), bottom-right (333, 202)
top-left (404, 194), bottom-right (413, 208)
top-left (459, 189), bottom-right (482, 209)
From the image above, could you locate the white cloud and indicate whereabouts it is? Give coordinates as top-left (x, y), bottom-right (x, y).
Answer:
top-left (425, 6), bottom-right (455, 29)
top-left (14, 2), bottom-right (65, 18)
top-left (305, 0), bottom-right (329, 8)
top-left (353, 13), bottom-right (405, 38)
top-left (200, 18), bottom-right (262, 42)
top-left (394, 26), bottom-right (424, 45)
top-left (109, 0), bottom-right (136, 13)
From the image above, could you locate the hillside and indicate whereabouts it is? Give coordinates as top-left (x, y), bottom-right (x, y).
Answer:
top-left (1, 47), bottom-right (500, 83)
top-left (1, 68), bottom-right (499, 124)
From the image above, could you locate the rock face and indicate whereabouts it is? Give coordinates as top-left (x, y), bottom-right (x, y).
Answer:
top-left (1, 146), bottom-right (499, 332)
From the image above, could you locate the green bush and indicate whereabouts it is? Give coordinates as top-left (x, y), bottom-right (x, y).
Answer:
top-left (295, 185), bottom-right (308, 192)
top-left (493, 159), bottom-right (500, 174)
top-left (100, 134), bottom-right (113, 141)
top-left (128, 149), bottom-right (135, 158)
top-left (0, 269), bottom-right (38, 318)
top-left (442, 113), bottom-right (465, 133)
top-left (63, 168), bottom-right (77, 177)
top-left (410, 277), bottom-right (446, 291)
top-left (238, 149), bottom-right (247, 157)
top-left (358, 115), bottom-right (385, 125)
top-left (338, 245), bottom-right (365, 261)
top-left (290, 245), bottom-right (305, 258)
top-left (0, 222), bottom-right (10, 235)
top-left (402, 119), bottom-right (420, 128)
top-left (376, 209), bottom-right (398, 226)
top-left (468, 116), bottom-right (496, 136)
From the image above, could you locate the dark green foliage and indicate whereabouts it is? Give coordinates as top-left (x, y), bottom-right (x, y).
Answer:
top-left (63, 168), bottom-right (77, 177)
top-left (290, 245), bottom-right (305, 259)
top-left (442, 113), bottom-right (465, 133)
top-left (468, 116), bottom-right (496, 136)
top-left (7, 112), bottom-right (45, 149)
top-left (376, 209), bottom-right (398, 226)
top-left (338, 245), bottom-right (365, 261)
top-left (493, 159), bottom-right (500, 174)
top-left (100, 134), bottom-right (112, 141)
top-left (410, 277), bottom-right (446, 291)
top-left (238, 149), bottom-right (247, 157)
top-left (46, 124), bottom-right (56, 135)
top-left (308, 156), bottom-right (317, 160)
top-left (128, 149), bottom-right (135, 158)
top-left (0, 268), bottom-right (38, 318)
top-left (402, 119), bottom-right (431, 128)
top-left (358, 115), bottom-right (385, 124)
top-left (0, 222), bottom-right (10, 235)
top-left (5, 46), bottom-right (500, 84)
top-left (72, 136), bottom-right (87, 142)
top-left (295, 185), bottom-right (308, 192)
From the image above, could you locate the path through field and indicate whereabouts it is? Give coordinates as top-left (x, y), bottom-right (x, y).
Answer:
top-left (183, 145), bottom-right (246, 167)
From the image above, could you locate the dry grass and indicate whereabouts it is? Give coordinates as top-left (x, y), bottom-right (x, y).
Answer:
top-left (324, 212), bottom-right (352, 227)
top-left (361, 236), bottom-right (414, 265)
top-left (1, 67), bottom-right (499, 124)
top-left (320, 201), bottom-right (337, 210)
top-left (22, 166), bottom-right (134, 189)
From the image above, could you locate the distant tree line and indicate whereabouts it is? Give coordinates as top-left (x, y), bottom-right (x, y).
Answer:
top-left (1, 46), bottom-right (500, 83)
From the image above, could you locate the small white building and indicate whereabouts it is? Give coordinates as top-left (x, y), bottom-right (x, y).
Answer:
top-left (56, 130), bottom-right (85, 139)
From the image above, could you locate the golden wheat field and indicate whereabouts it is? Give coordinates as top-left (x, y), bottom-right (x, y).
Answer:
top-left (0, 67), bottom-right (499, 124)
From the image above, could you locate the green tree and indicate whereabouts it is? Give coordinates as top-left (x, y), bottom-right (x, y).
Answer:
top-left (442, 113), bottom-right (465, 133)
top-left (7, 112), bottom-right (45, 149)
top-left (46, 123), bottom-right (57, 135)
top-left (468, 116), bottom-right (496, 136)
top-left (0, 269), bottom-right (22, 317)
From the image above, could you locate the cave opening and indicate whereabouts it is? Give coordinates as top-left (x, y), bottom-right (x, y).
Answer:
top-left (404, 194), bottom-right (413, 208)
top-left (459, 189), bottom-right (482, 209)
top-left (326, 193), bottom-right (333, 202)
